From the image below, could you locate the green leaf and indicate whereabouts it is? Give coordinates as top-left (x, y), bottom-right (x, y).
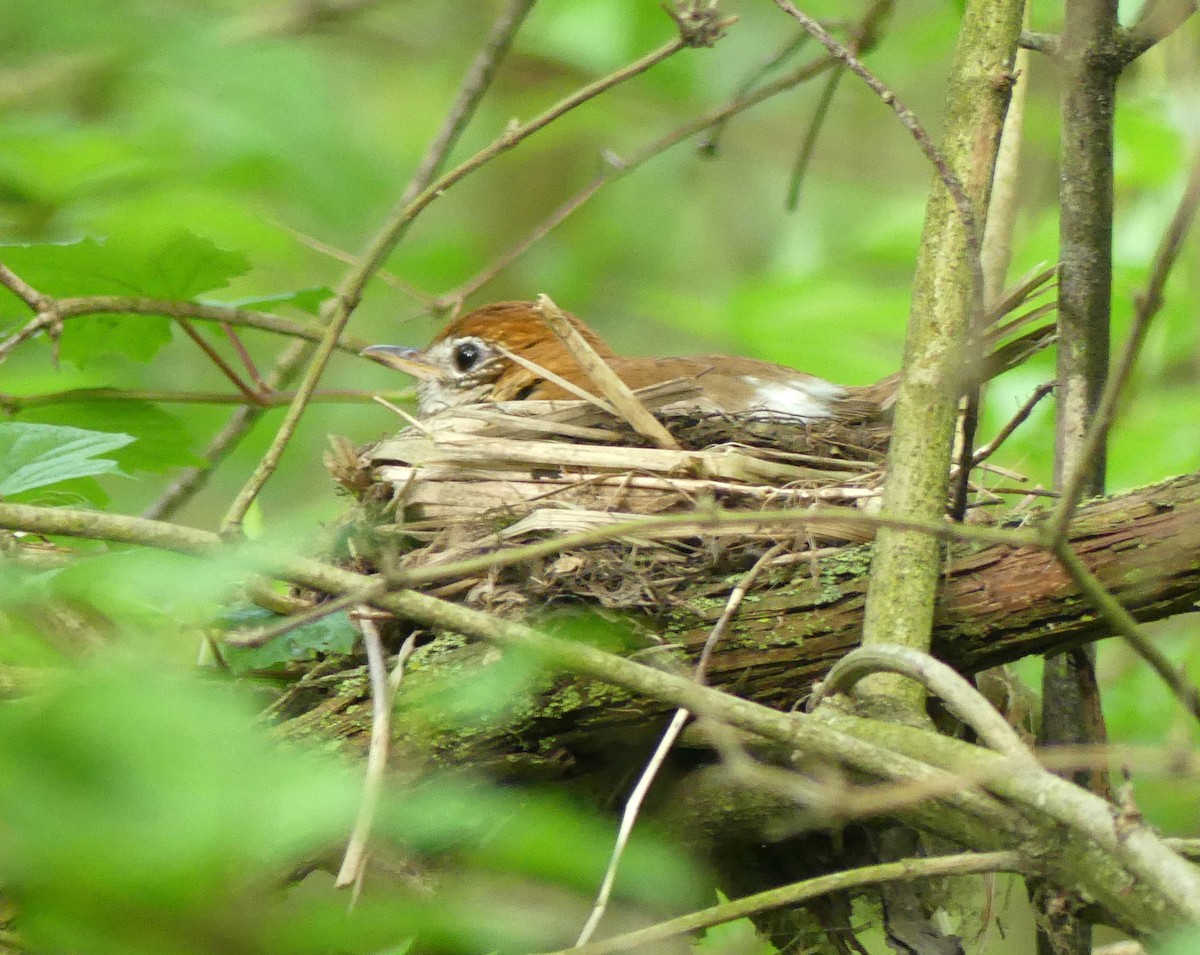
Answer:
top-left (16, 401), bottom-right (202, 474)
top-left (0, 232), bottom-right (250, 364)
top-left (220, 605), bottom-right (359, 671)
top-left (0, 422), bottom-right (134, 496)
top-left (222, 286), bottom-right (332, 316)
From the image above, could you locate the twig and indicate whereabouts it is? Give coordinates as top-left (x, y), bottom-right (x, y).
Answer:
top-left (552, 852), bottom-right (1026, 955)
top-left (335, 617), bottom-right (417, 891)
top-left (1049, 154), bottom-right (1200, 542)
top-left (221, 324), bottom-right (267, 390)
top-left (225, 588), bottom-right (371, 648)
top-left (970, 382), bottom-right (1054, 467)
top-left (344, 29), bottom-right (698, 320)
top-left (1019, 30), bottom-right (1061, 55)
top-left (1121, 0), bottom-right (1198, 62)
top-left (0, 294), bottom-right (374, 362)
top-left (270, 219), bottom-right (435, 305)
top-left (535, 295), bottom-right (678, 451)
top-left (398, 0), bottom-right (542, 208)
top-left (176, 318), bottom-right (262, 404)
top-left (785, 64), bottom-right (845, 211)
top-left (573, 707), bottom-right (690, 947)
top-left (150, 2), bottom-right (537, 520)
top-left (438, 49), bottom-right (841, 306)
top-left (701, 29), bottom-right (811, 156)
top-left (220, 9), bottom-right (708, 535)
top-left (0, 262), bottom-right (52, 311)
top-left (810, 644), bottom-right (1038, 765)
top-left (143, 339), bottom-right (313, 521)
top-left (0, 386), bottom-right (412, 411)
top-left (1052, 540), bottom-right (1200, 724)
top-left (573, 542), bottom-right (783, 946)
top-left (283, 0), bottom-right (543, 313)
top-left (769, 0), bottom-right (984, 305)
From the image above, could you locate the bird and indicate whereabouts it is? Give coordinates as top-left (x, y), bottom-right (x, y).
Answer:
top-left (363, 285), bottom-right (1053, 424)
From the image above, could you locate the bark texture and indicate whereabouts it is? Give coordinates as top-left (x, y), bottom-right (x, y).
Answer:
top-left (288, 471), bottom-right (1200, 766)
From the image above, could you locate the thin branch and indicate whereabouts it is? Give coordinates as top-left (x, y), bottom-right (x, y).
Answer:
top-left (175, 319), bottom-right (262, 404)
top-left (551, 852), bottom-right (1026, 955)
top-left (811, 644), bottom-right (1037, 765)
top-left (0, 262), bottom-right (52, 311)
top-left (574, 707), bottom-right (690, 947)
top-left (1019, 30), bottom-right (1061, 55)
top-left (785, 63), bottom-right (845, 211)
top-left (970, 382), bottom-right (1055, 468)
top-left (342, 28), bottom-right (699, 320)
top-left (398, 0), bottom-right (542, 207)
top-left (0, 295), bottom-right (374, 361)
top-left (770, 0), bottom-right (984, 299)
top-left (1052, 540), bottom-right (1200, 724)
top-left (1121, 0), bottom-right (1198, 62)
top-left (270, 219), bottom-right (435, 305)
top-left (1049, 154), bottom-right (1200, 542)
top-left (335, 618), bottom-right (416, 890)
top-left (143, 339), bottom-right (313, 521)
top-left (573, 542), bottom-right (783, 946)
top-left (152, 1), bottom-right (538, 520)
top-left (220, 10), bottom-right (716, 535)
top-left (225, 589), bottom-right (370, 648)
top-left (0, 386), bottom-right (412, 411)
top-left (440, 52), bottom-right (838, 306)
top-left (221, 324), bottom-right (267, 390)
top-left (701, 30), bottom-right (811, 156)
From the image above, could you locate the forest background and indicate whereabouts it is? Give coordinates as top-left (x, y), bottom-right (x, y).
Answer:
top-left (1, 0), bottom-right (1199, 952)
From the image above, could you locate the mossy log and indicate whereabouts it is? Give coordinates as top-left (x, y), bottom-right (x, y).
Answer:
top-left (285, 470), bottom-right (1200, 772)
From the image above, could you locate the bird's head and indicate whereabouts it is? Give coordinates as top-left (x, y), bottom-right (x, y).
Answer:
top-left (363, 301), bottom-right (616, 416)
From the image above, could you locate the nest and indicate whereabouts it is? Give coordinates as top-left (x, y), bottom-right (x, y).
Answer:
top-left (339, 378), bottom-right (904, 616)
top-left (331, 274), bottom-right (1057, 617)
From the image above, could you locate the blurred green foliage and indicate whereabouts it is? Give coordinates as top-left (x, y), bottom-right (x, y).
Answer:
top-left (1, 0), bottom-right (1199, 951)
top-left (0, 661), bottom-right (700, 954)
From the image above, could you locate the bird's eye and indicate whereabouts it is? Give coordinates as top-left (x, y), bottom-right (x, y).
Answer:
top-left (452, 340), bottom-right (482, 373)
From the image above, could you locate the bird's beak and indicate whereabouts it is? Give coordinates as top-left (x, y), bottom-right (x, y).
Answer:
top-left (360, 344), bottom-right (439, 380)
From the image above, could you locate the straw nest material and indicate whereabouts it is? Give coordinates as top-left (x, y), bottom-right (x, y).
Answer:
top-left (327, 376), bottom-right (912, 616)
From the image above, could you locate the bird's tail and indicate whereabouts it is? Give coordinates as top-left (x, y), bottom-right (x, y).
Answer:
top-left (856, 265), bottom-right (1057, 414)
